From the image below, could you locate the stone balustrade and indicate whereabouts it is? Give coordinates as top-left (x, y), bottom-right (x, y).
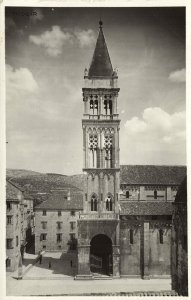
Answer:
top-left (79, 212), bottom-right (119, 220)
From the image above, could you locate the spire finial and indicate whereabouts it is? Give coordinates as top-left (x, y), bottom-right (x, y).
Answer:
top-left (99, 19), bottom-right (103, 28)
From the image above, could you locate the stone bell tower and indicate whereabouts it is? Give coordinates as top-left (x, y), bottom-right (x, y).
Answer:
top-left (76, 20), bottom-right (121, 279)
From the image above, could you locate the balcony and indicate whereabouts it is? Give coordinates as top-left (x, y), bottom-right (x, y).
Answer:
top-left (79, 212), bottom-right (119, 220)
top-left (83, 114), bottom-right (119, 120)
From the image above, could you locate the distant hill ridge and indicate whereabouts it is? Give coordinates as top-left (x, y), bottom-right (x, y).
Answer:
top-left (6, 166), bottom-right (186, 207)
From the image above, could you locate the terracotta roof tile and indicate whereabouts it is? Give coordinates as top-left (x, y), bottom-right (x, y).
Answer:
top-left (6, 180), bottom-right (22, 201)
top-left (120, 201), bottom-right (173, 215)
top-left (120, 165), bottom-right (186, 185)
top-left (35, 191), bottom-right (83, 210)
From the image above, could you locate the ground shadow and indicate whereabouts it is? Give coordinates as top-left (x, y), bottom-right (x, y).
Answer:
top-left (25, 251), bottom-right (78, 277)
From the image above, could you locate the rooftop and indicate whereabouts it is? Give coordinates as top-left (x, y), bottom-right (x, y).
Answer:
top-left (120, 165), bottom-right (186, 185)
top-left (120, 201), bottom-right (173, 215)
top-left (35, 191), bottom-right (83, 211)
top-left (6, 180), bottom-right (22, 201)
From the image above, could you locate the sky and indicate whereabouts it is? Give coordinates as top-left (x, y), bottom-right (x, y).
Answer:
top-left (5, 6), bottom-right (186, 175)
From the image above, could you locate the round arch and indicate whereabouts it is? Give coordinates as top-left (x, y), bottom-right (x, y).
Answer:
top-left (90, 234), bottom-right (112, 276)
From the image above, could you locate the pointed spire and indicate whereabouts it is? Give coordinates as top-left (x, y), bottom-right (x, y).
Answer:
top-left (88, 20), bottom-right (113, 78)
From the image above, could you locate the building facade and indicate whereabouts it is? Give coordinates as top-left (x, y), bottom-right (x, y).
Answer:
top-left (6, 181), bottom-right (23, 272)
top-left (6, 180), bottom-right (34, 272)
top-left (34, 190), bottom-right (83, 254)
top-left (172, 176), bottom-right (188, 295)
top-left (76, 21), bottom-right (186, 279)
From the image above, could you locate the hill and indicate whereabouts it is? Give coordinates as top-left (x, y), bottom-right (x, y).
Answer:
top-left (6, 169), bottom-right (84, 207)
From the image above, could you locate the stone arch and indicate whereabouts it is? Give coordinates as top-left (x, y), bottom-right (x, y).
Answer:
top-left (90, 193), bottom-right (98, 211)
top-left (90, 234), bottom-right (113, 275)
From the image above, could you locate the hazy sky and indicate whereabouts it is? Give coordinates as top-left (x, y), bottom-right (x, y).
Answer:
top-left (6, 6), bottom-right (186, 175)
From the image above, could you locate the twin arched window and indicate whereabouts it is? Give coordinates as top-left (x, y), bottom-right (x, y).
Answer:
top-left (90, 194), bottom-right (113, 212)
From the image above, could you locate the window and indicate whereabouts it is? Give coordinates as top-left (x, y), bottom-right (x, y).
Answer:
top-left (40, 233), bottom-right (47, 241)
top-left (7, 216), bottom-right (13, 225)
top-left (57, 233), bottom-right (62, 242)
top-left (7, 202), bottom-right (12, 210)
top-left (90, 97), bottom-right (98, 115)
top-left (58, 211), bottom-right (62, 216)
top-left (104, 135), bottom-right (112, 168)
top-left (91, 194), bottom-right (97, 211)
top-left (130, 229), bottom-right (134, 244)
top-left (154, 190), bottom-right (157, 199)
top-left (126, 191), bottom-right (130, 199)
top-left (70, 222), bottom-right (75, 231)
top-left (159, 229), bottom-right (163, 244)
top-left (106, 195), bottom-right (112, 211)
top-left (42, 245), bottom-right (46, 249)
top-left (6, 239), bottom-right (13, 249)
top-left (16, 236), bottom-right (19, 247)
top-left (41, 222), bottom-right (47, 229)
top-left (58, 245), bottom-right (61, 249)
top-left (70, 233), bottom-right (75, 240)
top-left (104, 98), bottom-right (112, 115)
top-left (42, 210), bottom-right (46, 216)
top-left (57, 222), bottom-right (62, 229)
top-left (6, 258), bottom-right (11, 268)
top-left (71, 211), bottom-right (75, 216)
top-left (89, 134), bottom-right (98, 168)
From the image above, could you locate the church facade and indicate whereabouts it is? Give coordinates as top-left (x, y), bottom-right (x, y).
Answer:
top-left (76, 21), bottom-right (186, 279)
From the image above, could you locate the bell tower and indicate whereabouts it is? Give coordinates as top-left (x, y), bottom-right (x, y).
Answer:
top-left (76, 21), bottom-right (121, 279)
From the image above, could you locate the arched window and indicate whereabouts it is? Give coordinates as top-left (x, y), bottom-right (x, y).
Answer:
top-left (90, 97), bottom-right (98, 115)
top-left (159, 229), bottom-right (163, 244)
top-left (109, 100), bottom-right (112, 115)
top-left (104, 98), bottom-right (112, 115)
top-left (106, 195), bottom-right (112, 211)
top-left (154, 190), bottom-right (157, 199)
top-left (104, 99), bottom-right (108, 115)
top-left (89, 134), bottom-right (98, 168)
top-left (126, 191), bottom-right (129, 198)
top-left (104, 135), bottom-right (112, 168)
top-left (91, 194), bottom-right (98, 211)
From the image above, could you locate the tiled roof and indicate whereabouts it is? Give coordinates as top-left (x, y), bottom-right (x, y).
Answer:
top-left (6, 180), bottom-right (22, 201)
top-left (35, 191), bottom-right (83, 211)
top-left (120, 165), bottom-right (186, 185)
top-left (88, 22), bottom-right (113, 77)
top-left (120, 201), bottom-right (173, 215)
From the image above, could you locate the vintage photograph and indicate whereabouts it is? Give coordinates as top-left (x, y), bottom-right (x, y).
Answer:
top-left (4, 3), bottom-right (187, 297)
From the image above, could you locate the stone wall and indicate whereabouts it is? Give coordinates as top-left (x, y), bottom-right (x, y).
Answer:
top-left (120, 216), bottom-right (171, 278)
top-left (171, 177), bottom-right (188, 296)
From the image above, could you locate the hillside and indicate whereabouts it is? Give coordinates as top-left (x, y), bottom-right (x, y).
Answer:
top-left (6, 169), bottom-right (84, 206)
top-left (6, 169), bottom-right (42, 178)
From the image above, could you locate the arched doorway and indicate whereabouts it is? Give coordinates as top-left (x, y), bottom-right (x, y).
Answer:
top-left (90, 234), bottom-right (112, 276)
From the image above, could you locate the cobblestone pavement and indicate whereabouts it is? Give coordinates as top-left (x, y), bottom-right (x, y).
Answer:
top-left (6, 276), bottom-right (172, 296)
top-left (6, 251), bottom-right (173, 296)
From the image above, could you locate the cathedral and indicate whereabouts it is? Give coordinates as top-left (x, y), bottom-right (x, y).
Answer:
top-left (75, 20), bottom-right (186, 279)
top-left (31, 20), bottom-right (186, 281)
